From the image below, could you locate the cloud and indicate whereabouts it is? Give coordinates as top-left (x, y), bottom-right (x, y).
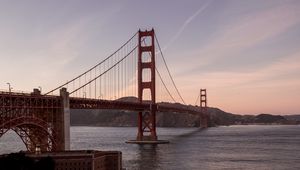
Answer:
top-left (177, 48), bottom-right (300, 114)
top-left (184, 50), bottom-right (300, 88)
top-left (0, 3), bottom-right (123, 92)
top-left (179, 2), bottom-right (300, 75)
top-left (161, 0), bottom-right (212, 51)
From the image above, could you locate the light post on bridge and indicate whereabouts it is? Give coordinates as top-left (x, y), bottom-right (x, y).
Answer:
top-left (6, 83), bottom-right (12, 93)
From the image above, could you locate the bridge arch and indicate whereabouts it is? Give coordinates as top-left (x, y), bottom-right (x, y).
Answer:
top-left (0, 116), bottom-right (57, 152)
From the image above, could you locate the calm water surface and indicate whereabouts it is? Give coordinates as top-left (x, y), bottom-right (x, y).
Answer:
top-left (0, 125), bottom-right (300, 170)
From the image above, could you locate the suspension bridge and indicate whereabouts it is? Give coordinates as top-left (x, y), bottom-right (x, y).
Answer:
top-left (0, 29), bottom-right (209, 152)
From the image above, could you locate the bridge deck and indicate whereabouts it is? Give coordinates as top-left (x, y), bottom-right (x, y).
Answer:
top-left (0, 92), bottom-right (203, 115)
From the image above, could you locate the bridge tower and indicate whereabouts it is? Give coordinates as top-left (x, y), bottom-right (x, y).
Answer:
top-left (136, 29), bottom-right (157, 141)
top-left (200, 89), bottom-right (208, 128)
top-left (57, 88), bottom-right (70, 151)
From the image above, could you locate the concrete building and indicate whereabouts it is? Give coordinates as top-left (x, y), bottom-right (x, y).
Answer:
top-left (27, 150), bottom-right (122, 170)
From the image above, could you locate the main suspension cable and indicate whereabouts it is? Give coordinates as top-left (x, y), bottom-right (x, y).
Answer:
top-left (154, 33), bottom-right (186, 104)
top-left (194, 92), bottom-right (200, 106)
top-left (156, 68), bottom-right (176, 103)
top-left (70, 45), bottom-right (138, 95)
top-left (45, 31), bottom-right (138, 95)
top-left (141, 39), bottom-right (177, 103)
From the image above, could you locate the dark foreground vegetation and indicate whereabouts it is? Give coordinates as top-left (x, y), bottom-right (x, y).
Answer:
top-left (0, 152), bottom-right (54, 170)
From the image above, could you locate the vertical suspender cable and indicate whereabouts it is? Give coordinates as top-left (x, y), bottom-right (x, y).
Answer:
top-left (154, 34), bottom-right (186, 104)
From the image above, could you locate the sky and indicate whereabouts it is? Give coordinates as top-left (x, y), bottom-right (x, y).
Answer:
top-left (0, 0), bottom-right (299, 115)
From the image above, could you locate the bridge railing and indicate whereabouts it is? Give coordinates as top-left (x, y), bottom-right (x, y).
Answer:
top-left (0, 89), bottom-right (32, 95)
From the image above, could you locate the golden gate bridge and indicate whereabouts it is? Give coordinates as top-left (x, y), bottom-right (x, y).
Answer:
top-left (0, 29), bottom-right (209, 152)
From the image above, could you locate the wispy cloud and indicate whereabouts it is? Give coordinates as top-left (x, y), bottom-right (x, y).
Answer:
top-left (0, 3), bottom-right (122, 92)
top-left (196, 51), bottom-right (300, 88)
top-left (162, 0), bottom-right (212, 51)
top-left (178, 2), bottom-right (300, 74)
top-left (180, 50), bottom-right (300, 114)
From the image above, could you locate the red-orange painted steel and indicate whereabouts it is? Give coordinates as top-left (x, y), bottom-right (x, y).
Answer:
top-left (0, 91), bottom-right (207, 151)
top-left (0, 90), bottom-right (61, 152)
top-left (200, 89), bottom-right (209, 128)
top-left (137, 29), bottom-right (157, 141)
top-left (0, 29), bottom-right (210, 152)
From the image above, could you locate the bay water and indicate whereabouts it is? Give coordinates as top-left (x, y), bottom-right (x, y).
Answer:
top-left (0, 125), bottom-right (300, 170)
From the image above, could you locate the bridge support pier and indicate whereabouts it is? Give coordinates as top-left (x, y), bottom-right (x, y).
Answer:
top-left (54, 88), bottom-right (70, 150)
top-left (137, 104), bottom-right (157, 141)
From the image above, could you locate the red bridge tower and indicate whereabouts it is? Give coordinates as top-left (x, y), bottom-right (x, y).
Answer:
top-left (200, 89), bottom-right (209, 128)
top-left (136, 29), bottom-right (157, 141)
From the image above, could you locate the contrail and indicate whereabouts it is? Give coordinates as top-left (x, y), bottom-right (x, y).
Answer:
top-left (162, 0), bottom-right (212, 51)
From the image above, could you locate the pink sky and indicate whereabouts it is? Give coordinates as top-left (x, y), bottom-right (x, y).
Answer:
top-left (0, 0), bottom-right (299, 115)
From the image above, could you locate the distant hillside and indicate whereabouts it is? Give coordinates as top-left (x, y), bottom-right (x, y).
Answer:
top-left (70, 97), bottom-right (299, 127)
top-left (284, 115), bottom-right (300, 124)
top-left (71, 110), bottom-right (200, 127)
